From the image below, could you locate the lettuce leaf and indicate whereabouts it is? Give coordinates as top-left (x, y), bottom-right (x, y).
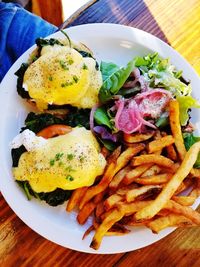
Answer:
top-left (183, 133), bottom-right (200, 168)
top-left (99, 60), bottom-right (135, 103)
top-left (134, 53), bottom-right (200, 125)
top-left (177, 96), bottom-right (200, 126)
top-left (94, 107), bottom-right (113, 129)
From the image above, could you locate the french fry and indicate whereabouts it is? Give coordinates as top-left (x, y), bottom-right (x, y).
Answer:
top-left (124, 164), bottom-right (153, 185)
top-left (107, 223), bottom-right (130, 235)
top-left (77, 201), bottom-right (96, 225)
top-left (118, 200), bottom-right (153, 216)
top-left (95, 202), bottom-right (105, 220)
top-left (175, 178), bottom-right (194, 195)
top-left (190, 168), bottom-right (200, 178)
top-left (172, 196), bottom-right (196, 206)
top-left (116, 184), bottom-right (139, 195)
top-left (132, 154), bottom-right (176, 172)
top-left (135, 141), bottom-right (200, 221)
top-left (174, 182), bottom-right (186, 195)
top-left (161, 132), bottom-right (177, 161)
top-left (101, 146), bottom-right (110, 159)
top-left (165, 200), bottom-right (200, 225)
top-left (109, 165), bottom-right (132, 190)
top-left (66, 187), bottom-right (88, 212)
top-left (90, 209), bottom-right (124, 250)
top-left (161, 162), bottom-right (180, 174)
top-left (104, 194), bottom-right (124, 211)
top-left (147, 135), bottom-right (175, 153)
top-left (126, 185), bottom-right (162, 202)
top-left (82, 225), bottom-right (94, 240)
top-left (169, 100), bottom-right (186, 160)
top-left (166, 144), bottom-right (178, 161)
top-left (147, 214), bottom-right (194, 233)
top-left (134, 173), bottom-right (172, 185)
top-left (77, 192), bottom-right (104, 224)
top-left (79, 162), bottom-right (115, 209)
top-left (141, 165), bottom-right (161, 177)
top-left (123, 132), bottom-right (155, 143)
top-left (189, 180), bottom-right (200, 198)
top-left (79, 145), bottom-right (145, 209)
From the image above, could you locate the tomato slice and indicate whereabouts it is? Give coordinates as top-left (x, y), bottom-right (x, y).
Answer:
top-left (37, 124), bottom-right (72, 139)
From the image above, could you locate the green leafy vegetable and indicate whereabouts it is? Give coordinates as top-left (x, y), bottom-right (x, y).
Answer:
top-left (183, 132), bottom-right (200, 168)
top-left (64, 107), bottom-right (91, 129)
top-left (98, 138), bottom-right (117, 151)
top-left (15, 63), bottom-right (30, 99)
top-left (60, 30), bottom-right (72, 47)
top-left (11, 146), bottom-right (27, 167)
top-left (75, 50), bottom-right (99, 70)
top-left (134, 53), bottom-right (200, 126)
top-left (100, 62), bottom-right (120, 82)
top-left (99, 59), bottom-right (135, 103)
top-left (35, 38), bottom-right (64, 48)
top-left (16, 181), bottom-right (71, 206)
top-left (177, 96), bottom-right (200, 126)
top-left (94, 107), bottom-right (113, 129)
top-left (135, 53), bottom-right (192, 97)
top-left (21, 112), bottom-right (64, 133)
top-left (155, 116), bottom-right (169, 128)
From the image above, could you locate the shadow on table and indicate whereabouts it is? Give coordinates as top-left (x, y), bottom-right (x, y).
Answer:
top-left (67, 0), bottom-right (169, 44)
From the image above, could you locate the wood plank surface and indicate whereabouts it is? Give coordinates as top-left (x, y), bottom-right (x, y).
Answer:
top-left (1, 0), bottom-right (200, 266)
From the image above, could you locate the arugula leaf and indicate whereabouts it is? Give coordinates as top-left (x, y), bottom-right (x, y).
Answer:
top-left (183, 132), bottom-right (200, 168)
top-left (99, 59), bottom-right (135, 103)
top-left (177, 96), bottom-right (200, 126)
top-left (94, 107), bottom-right (113, 129)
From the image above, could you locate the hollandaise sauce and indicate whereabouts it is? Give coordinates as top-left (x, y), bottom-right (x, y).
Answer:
top-left (12, 127), bottom-right (106, 193)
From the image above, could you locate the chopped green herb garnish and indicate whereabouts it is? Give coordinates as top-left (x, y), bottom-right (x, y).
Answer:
top-left (83, 63), bottom-right (88, 70)
top-left (66, 175), bottom-right (74, 181)
top-left (65, 165), bottom-right (75, 172)
top-left (73, 75), bottom-right (79, 83)
top-left (68, 59), bottom-right (74, 65)
top-left (59, 60), bottom-right (69, 70)
top-left (50, 159), bottom-right (55, 166)
top-left (48, 76), bottom-right (53, 81)
top-left (61, 81), bottom-right (73, 87)
top-left (67, 153), bottom-right (74, 160)
top-left (55, 152), bottom-right (64, 161)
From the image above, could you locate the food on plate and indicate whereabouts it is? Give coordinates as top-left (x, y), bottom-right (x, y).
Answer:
top-left (11, 35), bottom-right (200, 249)
top-left (11, 119), bottom-right (106, 205)
top-left (15, 34), bottom-right (102, 111)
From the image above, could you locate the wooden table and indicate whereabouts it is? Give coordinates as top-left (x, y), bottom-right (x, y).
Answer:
top-left (1, 0), bottom-right (200, 266)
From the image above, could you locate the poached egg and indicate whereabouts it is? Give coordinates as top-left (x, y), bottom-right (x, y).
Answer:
top-left (12, 127), bottom-right (106, 193)
top-left (23, 45), bottom-right (102, 111)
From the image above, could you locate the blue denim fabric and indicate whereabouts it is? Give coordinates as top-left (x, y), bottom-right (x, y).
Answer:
top-left (0, 2), bottom-right (57, 82)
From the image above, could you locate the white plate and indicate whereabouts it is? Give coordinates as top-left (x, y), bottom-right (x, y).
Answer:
top-left (0, 23), bottom-right (200, 254)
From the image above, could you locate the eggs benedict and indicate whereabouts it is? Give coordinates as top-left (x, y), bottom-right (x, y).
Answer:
top-left (15, 35), bottom-right (102, 111)
top-left (11, 127), bottom-right (106, 194)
